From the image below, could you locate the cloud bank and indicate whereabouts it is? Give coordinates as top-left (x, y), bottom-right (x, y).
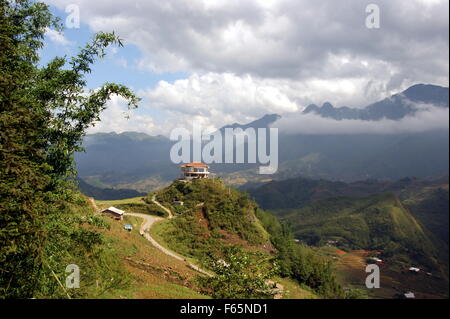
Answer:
top-left (275, 104), bottom-right (449, 135)
top-left (46, 0), bottom-right (449, 135)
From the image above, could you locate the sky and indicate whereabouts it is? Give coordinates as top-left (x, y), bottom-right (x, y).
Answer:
top-left (41, 0), bottom-right (449, 136)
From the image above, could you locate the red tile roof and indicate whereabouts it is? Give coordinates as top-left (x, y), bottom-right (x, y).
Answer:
top-left (180, 162), bottom-right (209, 168)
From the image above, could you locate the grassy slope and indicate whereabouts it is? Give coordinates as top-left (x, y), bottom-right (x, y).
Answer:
top-left (149, 219), bottom-right (321, 299)
top-left (96, 214), bottom-right (209, 299)
top-left (95, 197), bottom-right (168, 217)
top-left (42, 193), bottom-right (208, 299)
top-left (96, 196), bottom-right (145, 206)
top-left (276, 277), bottom-right (319, 299)
top-left (92, 192), bottom-right (319, 299)
top-left (402, 186), bottom-right (449, 278)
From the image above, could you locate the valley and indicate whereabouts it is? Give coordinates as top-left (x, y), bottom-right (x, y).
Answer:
top-left (247, 176), bottom-right (449, 298)
top-left (319, 247), bottom-right (448, 299)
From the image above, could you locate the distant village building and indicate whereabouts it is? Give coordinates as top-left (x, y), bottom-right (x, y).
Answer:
top-left (409, 267), bottom-right (420, 273)
top-left (369, 257), bottom-right (383, 263)
top-left (404, 292), bottom-right (415, 299)
top-left (101, 206), bottom-right (124, 220)
top-left (180, 162), bottom-right (210, 180)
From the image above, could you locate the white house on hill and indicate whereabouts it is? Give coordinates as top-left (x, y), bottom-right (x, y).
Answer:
top-left (180, 162), bottom-right (210, 180)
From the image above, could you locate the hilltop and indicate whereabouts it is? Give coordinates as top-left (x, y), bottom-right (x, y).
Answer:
top-left (150, 178), bottom-right (272, 259)
top-left (147, 178), bottom-right (350, 298)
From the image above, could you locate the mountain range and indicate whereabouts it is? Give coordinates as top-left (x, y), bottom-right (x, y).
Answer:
top-left (302, 84), bottom-right (449, 120)
top-left (75, 83), bottom-right (449, 196)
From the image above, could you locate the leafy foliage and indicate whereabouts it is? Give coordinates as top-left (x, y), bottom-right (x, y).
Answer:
top-left (0, 0), bottom-right (138, 298)
top-left (256, 209), bottom-right (347, 298)
top-left (197, 246), bottom-right (278, 299)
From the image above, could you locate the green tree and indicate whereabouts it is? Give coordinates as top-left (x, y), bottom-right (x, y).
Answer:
top-left (197, 246), bottom-right (279, 299)
top-left (256, 209), bottom-right (347, 298)
top-left (0, 0), bottom-right (139, 298)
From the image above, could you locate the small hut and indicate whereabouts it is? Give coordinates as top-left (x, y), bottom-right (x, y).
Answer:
top-left (404, 292), bottom-right (415, 299)
top-left (101, 206), bottom-right (124, 220)
top-left (409, 267), bottom-right (420, 273)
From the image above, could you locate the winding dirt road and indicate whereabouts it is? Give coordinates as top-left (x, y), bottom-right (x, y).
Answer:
top-left (92, 196), bottom-right (282, 297)
top-left (126, 213), bottom-right (179, 259)
top-left (126, 212), bottom-right (211, 276)
top-left (91, 196), bottom-right (208, 275)
top-left (151, 194), bottom-right (173, 219)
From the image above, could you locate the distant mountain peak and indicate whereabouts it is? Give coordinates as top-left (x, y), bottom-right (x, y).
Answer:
top-left (220, 113), bottom-right (281, 131)
top-left (401, 83), bottom-right (449, 106)
top-left (302, 83), bottom-right (449, 121)
top-left (321, 102), bottom-right (334, 110)
top-left (303, 104), bottom-right (319, 114)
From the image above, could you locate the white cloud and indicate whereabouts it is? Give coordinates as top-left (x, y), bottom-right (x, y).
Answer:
top-left (45, 0), bottom-right (449, 85)
top-left (138, 72), bottom-right (420, 135)
top-left (88, 95), bottom-right (157, 135)
top-left (45, 28), bottom-right (72, 46)
top-left (44, 0), bottom-right (449, 135)
top-left (275, 104), bottom-right (449, 135)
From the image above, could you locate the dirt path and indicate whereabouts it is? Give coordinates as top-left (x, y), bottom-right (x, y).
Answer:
top-left (126, 213), bottom-right (177, 259)
top-left (91, 196), bottom-right (208, 275)
top-left (151, 194), bottom-right (173, 219)
top-left (91, 195), bottom-right (283, 297)
top-left (138, 199), bottom-right (283, 297)
top-left (87, 197), bottom-right (100, 214)
top-left (126, 212), bottom-right (211, 276)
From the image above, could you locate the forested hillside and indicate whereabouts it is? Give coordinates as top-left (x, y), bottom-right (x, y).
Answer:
top-left (248, 176), bottom-right (449, 282)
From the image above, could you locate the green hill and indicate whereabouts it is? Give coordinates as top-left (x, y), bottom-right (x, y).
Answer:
top-left (248, 176), bottom-right (449, 278)
top-left (150, 178), bottom-right (350, 298)
top-left (280, 193), bottom-right (438, 269)
top-left (151, 178), bottom-right (272, 260)
top-left (402, 186), bottom-right (449, 278)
